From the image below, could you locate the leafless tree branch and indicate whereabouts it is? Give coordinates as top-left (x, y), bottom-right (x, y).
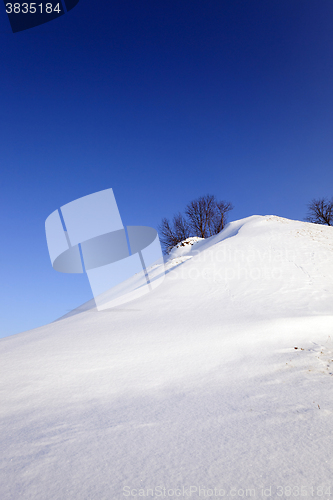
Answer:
top-left (158, 194), bottom-right (234, 253)
top-left (305, 198), bottom-right (333, 226)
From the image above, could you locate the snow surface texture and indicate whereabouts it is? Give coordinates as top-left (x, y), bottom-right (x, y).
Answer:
top-left (1, 215), bottom-right (333, 499)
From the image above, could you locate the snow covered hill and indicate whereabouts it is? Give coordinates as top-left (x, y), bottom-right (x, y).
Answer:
top-left (1, 215), bottom-right (333, 500)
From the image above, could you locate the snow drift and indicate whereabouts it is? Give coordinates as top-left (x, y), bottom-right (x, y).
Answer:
top-left (1, 215), bottom-right (333, 499)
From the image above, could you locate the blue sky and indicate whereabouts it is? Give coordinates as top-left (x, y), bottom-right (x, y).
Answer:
top-left (1, 0), bottom-right (333, 338)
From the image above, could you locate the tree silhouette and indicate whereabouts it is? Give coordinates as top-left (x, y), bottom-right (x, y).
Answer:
top-left (159, 194), bottom-right (233, 253)
top-left (305, 198), bottom-right (333, 226)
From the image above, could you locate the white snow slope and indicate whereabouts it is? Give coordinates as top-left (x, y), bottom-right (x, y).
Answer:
top-left (1, 215), bottom-right (333, 500)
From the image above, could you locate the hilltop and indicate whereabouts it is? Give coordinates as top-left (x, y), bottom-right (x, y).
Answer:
top-left (1, 215), bottom-right (333, 499)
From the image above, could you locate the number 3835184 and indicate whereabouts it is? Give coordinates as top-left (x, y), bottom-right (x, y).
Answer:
top-left (6, 3), bottom-right (62, 14)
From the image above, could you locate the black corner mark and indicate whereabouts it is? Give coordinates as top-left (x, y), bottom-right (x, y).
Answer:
top-left (4, 1), bottom-right (64, 33)
top-left (4, 0), bottom-right (80, 33)
top-left (63, 0), bottom-right (79, 12)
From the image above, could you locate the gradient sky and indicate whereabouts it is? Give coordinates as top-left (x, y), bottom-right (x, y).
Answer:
top-left (1, 0), bottom-right (333, 338)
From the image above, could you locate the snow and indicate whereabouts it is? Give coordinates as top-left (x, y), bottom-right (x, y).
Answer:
top-left (1, 215), bottom-right (333, 499)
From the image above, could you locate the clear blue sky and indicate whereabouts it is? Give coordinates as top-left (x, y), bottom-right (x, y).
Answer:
top-left (1, 0), bottom-right (333, 338)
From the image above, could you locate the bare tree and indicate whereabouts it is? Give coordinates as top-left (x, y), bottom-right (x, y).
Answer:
top-left (305, 198), bottom-right (333, 226)
top-left (185, 194), bottom-right (217, 238)
top-left (158, 194), bottom-right (234, 253)
top-left (212, 201), bottom-right (234, 234)
top-left (159, 213), bottom-right (191, 253)
top-left (173, 212), bottom-right (190, 241)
